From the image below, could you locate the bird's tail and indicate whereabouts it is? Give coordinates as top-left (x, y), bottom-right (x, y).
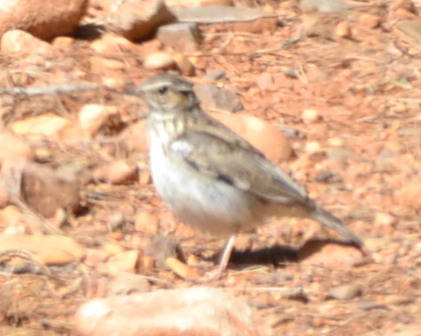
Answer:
top-left (311, 206), bottom-right (363, 247)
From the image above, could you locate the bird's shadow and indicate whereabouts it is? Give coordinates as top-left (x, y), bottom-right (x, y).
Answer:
top-left (205, 239), bottom-right (363, 269)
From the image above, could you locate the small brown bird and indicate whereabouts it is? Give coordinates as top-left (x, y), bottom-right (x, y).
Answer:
top-left (129, 73), bottom-right (363, 279)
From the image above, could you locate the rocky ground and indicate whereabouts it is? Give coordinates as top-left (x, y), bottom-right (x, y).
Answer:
top-left (0, 0), bottom-right (421, 335)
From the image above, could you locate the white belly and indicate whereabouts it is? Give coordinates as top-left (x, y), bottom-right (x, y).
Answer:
top-left (148, 132), bottom-right (266, 237)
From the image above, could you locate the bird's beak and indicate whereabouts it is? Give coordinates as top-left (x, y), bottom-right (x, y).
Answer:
top-left (124, 85), bottom-right (144, 96)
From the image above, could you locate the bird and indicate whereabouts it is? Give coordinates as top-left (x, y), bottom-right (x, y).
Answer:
top-left (128, 72), bottom-right (363, 279)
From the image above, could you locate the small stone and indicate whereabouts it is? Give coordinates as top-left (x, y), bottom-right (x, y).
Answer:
top-left (395, 183), bottom-right (421, 211)
top-left (107, 274), bottom-right (151, 295)
top-left (392, 102), bottom-right (407, 114)
top-left (144, 235), bottom-right (179, 269)
top-left (174, 5), bottom-right (273, 24)
top-left (195, 83), bottom-right (243, 113)
top-left (256, 72), bottom-right (276, 91)
top-left (102, 242), bottom-right (126, 256)
top-left (315, 171), bottom-right (334, 183)
top-left (363, 237), bottom-right (388, 253)
top-left (107, 213), bottom-right (126, 232)
top-left (300, 0), bottom-right (350, 12)
top-left (0, 206), bottom-right (27, 235)
top-left (166, 0), bottom-right (233, 6)
top-left (234, 236), bottom-right (253, 251)
top-left (298, 240), bottom-right (364, 267)
top-left (84, 249), bottom-right (110, 267)
top-left (21, 161), bottom-right (82, 218)
top-left (395, 7), bottom-right (417, 19)
top-left (144, 52), bottom-right (176, 71)
top-left (280, 1), bottom-right (295, 11)
top-left (374, 212), bottom-right (396, 228)
top-left (106, 250), bottom-right (141, 277)
top-left (359, 13), bottom-right (380, 29)
top-left (173, 53), bottom-right (195, 76)
top-left (138, 170), bottom-right (151, 185)
top-left (157, 22), bottom-right (200, 53)
top-left (142, 255), bottom-right (156, 270)
top-left (0, 185), bottom-right (9, 209)
top-left (336, 21), bottom-right (351, 39)
top-left (0, 234), bottom-right (86, 265)
top-left (281, 126), bottom-right (303, 139)
top-left (90, 33), bottom-right (135, 54)
top-left (135, 209), bottom-right (159, 235)
top-left (262, 4), bottom-right (276, 14)
top-left (110, 0), bottom-right (177, 41)
top-left (94, 160), bottom-right (139, 185)
top-left (59, 125), bottom-right (88, 143)
top-left (301, 109), bottom-right (320, 122)
top-left (390, 0), bottom-right (414, 11)
top-left (383, 294), bottom-right (414, 305)
top-left (328, 137), bottom-right (345, 147)
top-left (52, 36), bottom-right (74, 49)
top-left (90, 56), bottom-right (125, 72)
top-left (305, 141), bottom-right (321, 153)
top-left (326, 148), bottom-right (354, 161)
top-left (102, 77), bottom-right (127, 90)
top-left (205, 69), bottom-right (226, 80)
top-left (0, 133), bottom-right (34, 163)
top-left (328, 283), bottom-right (362, 300)
top-left (350, 301), bottom-right (387, 311)
top-left (78, 104), bottom-right (120, 138)
top-left (283, 287), bottom-right (309, 303)
top-left (166, 257), bottom-right (201, 280)
top-left (187, 254), bottom-right (200, 266)
top-left (10, 114), bottom-right (70, 139)
top-left (395, 20), bottom-right (421, 43)
top-left (120, 120), bottom-right (148, 152)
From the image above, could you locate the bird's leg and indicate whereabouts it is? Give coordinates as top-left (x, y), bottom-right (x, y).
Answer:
top-left (205, 235), bottom-right (236, 280)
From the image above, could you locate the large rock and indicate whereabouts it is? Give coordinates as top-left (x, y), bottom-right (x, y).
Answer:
top-left (211, 113), bottom-right (293, 164)
top-left (75, 287), bottom-right (272, 336)
top-left (0, 0), bottom-right (88, 40)
top-left (1, 29), bottom-right (52, 54)
top-left (110, 0), bottom-right (177, 41)
top-left (0, 234), bottom-right (86, 266)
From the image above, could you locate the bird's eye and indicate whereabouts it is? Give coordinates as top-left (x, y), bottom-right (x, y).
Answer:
top-left (158, 86), bottom-right (168, 94)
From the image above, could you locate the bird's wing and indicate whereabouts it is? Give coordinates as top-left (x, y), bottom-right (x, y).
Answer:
top-left (169, 117), bottom-right (311, 206)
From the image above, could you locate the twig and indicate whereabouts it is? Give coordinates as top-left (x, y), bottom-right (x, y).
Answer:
top-left (0, 248), bottom-right (51, 275)
top-left (0, 83), bottom-right (100, 96)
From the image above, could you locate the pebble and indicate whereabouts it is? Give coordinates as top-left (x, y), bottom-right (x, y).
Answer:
top-left (144, 52), bottom-right (176, 71)
top-left (305, 141), bottom-right (321, 153)
top-left (328, 283), bottom-right (362, 300)
top-left (78, 104), bottom-right (120, 138)
top-left (256, 72), bottom-right (276, 91)
top-left (359, 13), bottom-right (380, 29)
top-left (106, 250), bottom-right (141, 277)
top-left (107, 274), bottom-right (151, 295)
top-left (328, 137), bottom-right (345, 147)
top-left (10, 113), bottom-right (70, 139)
top-left (336, 21), bottom-right (351, 39)
top-left (0, 234), bottom-right (86, 265)
top-left (94, 160), bottom-right (139, 185)
top-left (134, 209), bottom-right (159, 235)
top-left (0, 133), bottom-right (34, 163)
top-left (173, 53), bottom-right (195, 76)
top-left (301, 109), bottom-right (320, 122)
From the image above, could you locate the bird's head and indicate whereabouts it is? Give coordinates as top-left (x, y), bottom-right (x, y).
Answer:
top-left (127, 73), bottom-right (199, 116)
